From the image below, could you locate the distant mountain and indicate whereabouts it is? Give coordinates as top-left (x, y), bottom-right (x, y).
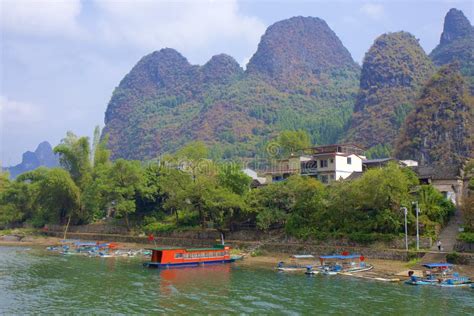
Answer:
top-left (395, 64), bottom-right (473, 166)
top-left (246, 16), bottom-right (360, 91)
top-left (3, 141), bottom-right (59, 178)
top-left (103, 16), bottom-right (360, 160)
top-left (344, 32), bottom-right (435, 154)
top-left (430, 8), bottom-right (474, 94)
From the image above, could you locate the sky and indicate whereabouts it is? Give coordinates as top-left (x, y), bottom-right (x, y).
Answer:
top-left (1, 0), bottom-right (473, 166)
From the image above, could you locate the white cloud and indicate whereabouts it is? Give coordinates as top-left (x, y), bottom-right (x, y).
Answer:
top-left (0, 95), bottom-right (43, 123)
top-left (93, 0), bottom-right (265, 64)
top-left (0, 0), bottom-right (82, 37)
top-left (241, 55), bottom-right (252, 69)
top-left (360, 3), bottom-right (385, 20)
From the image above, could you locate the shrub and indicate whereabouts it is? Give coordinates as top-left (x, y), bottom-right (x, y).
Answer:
top-left (406, 258), bottom-right (421, 268)
top-left (348, 232), bottom-right (396, 244)
top-left (446, 252), bottom-right (469, 265)
top-left (143, 222), bottom-right (176, 233)
top-left (458, 232), bottom-right (474, 243)
top-left (250, 249), bottom-right (264, 257)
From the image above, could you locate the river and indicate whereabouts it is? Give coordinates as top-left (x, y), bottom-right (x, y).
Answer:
top-left (0, 246), bottom-right (472, 314)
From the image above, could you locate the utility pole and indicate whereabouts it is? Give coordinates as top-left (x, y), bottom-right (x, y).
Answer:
top-left (412, 201), bottom-right (420, 250)
top-left (401, 207), bottom-right (408, 252)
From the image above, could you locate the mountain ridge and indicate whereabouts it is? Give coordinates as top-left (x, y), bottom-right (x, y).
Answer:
top-left (344, 31), bottom-right (435, 152)
top-left (103, 16), bottom-right (360, 160)
top-left (3, 141), bottom-right (59, 178)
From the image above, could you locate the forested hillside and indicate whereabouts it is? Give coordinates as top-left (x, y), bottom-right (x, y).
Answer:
top-left (103, 9), bottom-right (473, 162)
top-left (395, 64), bottom-right (473, 166)
top-left (103, 16), bottom-right (360, 160)
top-left (430, 8), bottom-right (474, 94)
top-left (344, 32), bottom-right (435, 156)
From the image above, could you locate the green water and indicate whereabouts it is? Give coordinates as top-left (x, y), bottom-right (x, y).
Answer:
top-left (0, 246), bottom-right (472, 314)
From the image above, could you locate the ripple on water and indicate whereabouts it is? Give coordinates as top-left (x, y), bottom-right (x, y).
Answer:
top-left (1, 246), bottom-right (474, 314)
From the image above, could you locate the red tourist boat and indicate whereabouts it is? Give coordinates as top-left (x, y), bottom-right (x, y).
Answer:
top-left (143, 244), bottom-right (236, 268)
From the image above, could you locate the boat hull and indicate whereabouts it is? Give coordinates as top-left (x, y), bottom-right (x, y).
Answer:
top-left (143, 258), bottom-right (236, 268)
top-left (405, 280), bottom-right (473, 287)
top-left (278, 267), bottom-right (309, 272)
top-left (320, 265), bottom-right (374, 275)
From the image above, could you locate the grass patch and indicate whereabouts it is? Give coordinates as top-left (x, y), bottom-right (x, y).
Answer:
top-left (405, 258), bottom-right (421, 268)
top-left (250, 249), bottom-right (264, 257)
top-left (0, 228), bottom-right (39, 236)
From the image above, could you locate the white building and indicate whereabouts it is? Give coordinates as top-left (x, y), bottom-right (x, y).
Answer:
top-left (264, 144), bottom-right (366, 184)
top-left (301, 144), bottom-right (366, 183)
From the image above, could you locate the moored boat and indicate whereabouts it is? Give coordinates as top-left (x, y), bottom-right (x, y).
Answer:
top-left (306, 254), bottom-right (372, 275)
top-left (143, 244), bottom-right (236, 268)
top-left (277, 255), bottom-right (316, 272)
top-left (405, 263), bottom-right (473, 287)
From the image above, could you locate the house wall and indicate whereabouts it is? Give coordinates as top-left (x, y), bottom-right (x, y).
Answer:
top-left (266, 153), bottom-right (365, 184)
top-left (288, 157), bottom-right (301, 171)
top-left (334, 154), bottom-right (363, 180)
top-left (431, 179), bottom-right (464, 206)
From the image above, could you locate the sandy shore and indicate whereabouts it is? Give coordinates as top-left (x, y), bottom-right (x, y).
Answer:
top-left (2, 235), bottom-right (473, 279)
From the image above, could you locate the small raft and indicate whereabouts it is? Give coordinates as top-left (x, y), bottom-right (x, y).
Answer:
top-left (306, 254), bottom-right (372, 275)
top-left (277, 255), bottom-right (316, 272)
top-left (405, 263), bottom-right (473, 288)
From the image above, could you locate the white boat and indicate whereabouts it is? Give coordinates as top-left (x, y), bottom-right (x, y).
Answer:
top-left (306, 254), bottom-right (372, 275)
top-left (277, 255), bottom-right (316, 272)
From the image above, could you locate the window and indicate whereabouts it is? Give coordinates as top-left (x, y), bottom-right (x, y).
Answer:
top-left (320, 175), bottom-right (328, 184)
top-left (175, 253), bottom-right (183, 259)
top-left (330, 175), bottom-right (334, 180)
top-left (330, 158), bottom-right (334, 164)
top-left (347, 157), bottom-right (352, 165)
top-left (320, 160), bottom-right (328, 168)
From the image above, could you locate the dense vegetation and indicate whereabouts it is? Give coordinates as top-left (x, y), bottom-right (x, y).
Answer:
top-left (0, 132), bottom-right (455, 242)
top-left (459, 160), bottom-right (474, 242)
top-left (430, 8), bottom-right (474, 94)
top-left (395, 64), bottom-right (473, 166)
top-left (345, 32), bottom-right (435, 156)
top-left (103, 16), bottom-right (360, 161)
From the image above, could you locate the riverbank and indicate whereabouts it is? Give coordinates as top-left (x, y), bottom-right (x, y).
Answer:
top-left (2, 233), bottom-right (474, 279)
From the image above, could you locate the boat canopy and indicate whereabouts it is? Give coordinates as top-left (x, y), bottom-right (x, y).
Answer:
top-left (422, 263), bottom-right (454, 268)
top-left (291, 255), bottom-right (314, 259)
top-left (74, 242), bottom-right (98, 247)
top-left (320, 254), bottom-right (361, 260)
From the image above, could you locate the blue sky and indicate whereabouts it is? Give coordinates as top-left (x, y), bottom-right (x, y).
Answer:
top-left (1, 0), bottom-right (473, 166)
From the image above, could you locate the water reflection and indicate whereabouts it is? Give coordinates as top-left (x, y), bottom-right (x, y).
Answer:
top-left (159, 264), bottom-right (231, 295)
top-left (1, 246), bottom-right (473, 315)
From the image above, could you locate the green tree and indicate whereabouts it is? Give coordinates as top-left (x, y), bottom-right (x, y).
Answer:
top-left (203, 186), bottom-right (247, 231)
top-left (284, 176), bottom-right (327, 238)
top-left (277, 130), bottom-right (311, 156)
top-left (0, 174), bottom-right (35, 228)
top-left (54, 132), bottom-right (92, 189)
top-left (135, 162), bottom-right (166, 219)
top-left (106, 159), bottom-right (143, 230)
top-left (247, 180), bottom-right (293, 230)
top-left (418, 185), bottom-right (455, 224)
top-left (217, 163), bottom-right (251, 195)
top-left (352, 163), bottom-right (414, 233)
top-left (159, 167), bottom-right (195, 225)
top-left (17, 168), bottom-right (80, 225)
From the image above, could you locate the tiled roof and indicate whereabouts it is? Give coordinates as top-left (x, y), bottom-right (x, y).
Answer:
top-left (344, 171), bottom-right (364, 181)
top-left (413, 165), bottom-right (460, 180)
top-left (363, 158), bottom-right (394, 164)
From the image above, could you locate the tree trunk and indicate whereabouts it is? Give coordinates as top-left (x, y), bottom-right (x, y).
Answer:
top-left (125, 213), bottom-right (130, 232)
top-left (175, 209), bottom-right (179, 225)
top-left (63, 214), bottom-right (72, 240)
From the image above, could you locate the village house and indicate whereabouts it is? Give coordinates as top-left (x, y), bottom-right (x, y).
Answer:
top-left (264, 144), bottom-right (366, 184)
top-left (249, 143), bottom-right (469, 208)
top-left (413, 165), bottom-right (465, 206)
